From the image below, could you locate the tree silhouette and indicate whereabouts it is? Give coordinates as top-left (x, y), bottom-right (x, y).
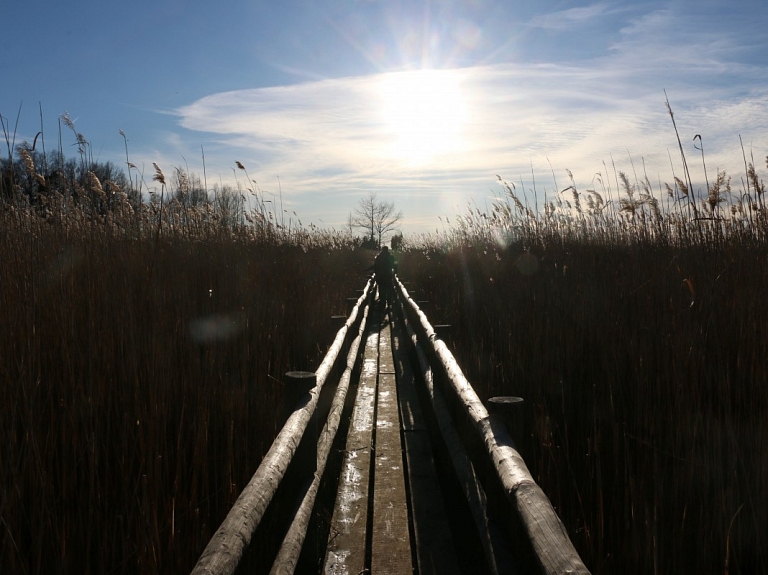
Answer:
top-left (349, 191), bottom-right (402, 247)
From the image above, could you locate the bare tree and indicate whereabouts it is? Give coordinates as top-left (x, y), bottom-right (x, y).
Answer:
top-left (350, 191), bottom-right (403, 247)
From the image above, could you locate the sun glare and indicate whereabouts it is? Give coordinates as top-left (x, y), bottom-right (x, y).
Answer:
top-left (378, 69), bottom-right (469, 165)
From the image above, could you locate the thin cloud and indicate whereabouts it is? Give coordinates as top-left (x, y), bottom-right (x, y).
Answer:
top-left (526, 2), bottom-right (615, 30)
top-left (173, 14), bottom-right (768, 233)
top-left (608, 6), bottom-right (768, 81)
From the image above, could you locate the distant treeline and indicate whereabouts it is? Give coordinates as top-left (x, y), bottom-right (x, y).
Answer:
top-left (1, 144), bottom-right (258, 229)
top-left (0, 140), bottom-right (369, 249)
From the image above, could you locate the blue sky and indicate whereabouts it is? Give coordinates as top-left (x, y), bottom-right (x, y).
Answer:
top-left (3, 0), bottom-right (768, 235)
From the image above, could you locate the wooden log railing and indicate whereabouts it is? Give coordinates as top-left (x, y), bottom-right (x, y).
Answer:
top-left (393, 276), bottom-right (590, 575)
top-left (190, 278), bottom-right (374, 575)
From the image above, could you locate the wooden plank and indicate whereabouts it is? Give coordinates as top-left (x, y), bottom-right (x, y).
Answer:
top-left (370, 317), bottom-right (413, 574)
top-left (390, 322), bottom-right (461, 575)
top-left (323, 327), bottom-right (379, 575)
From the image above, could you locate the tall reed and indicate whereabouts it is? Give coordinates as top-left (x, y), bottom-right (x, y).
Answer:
top-left (0, 204), bottom-right (371, 573)
top-left (399, 164), bottom-right (768, 573)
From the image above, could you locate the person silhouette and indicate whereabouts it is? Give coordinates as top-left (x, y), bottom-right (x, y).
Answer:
top-left (371, 246), bottom-right (397, 306)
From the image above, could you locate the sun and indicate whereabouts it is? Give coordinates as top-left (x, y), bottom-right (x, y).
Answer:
top-left (377, 69), bottom-right (468, 165)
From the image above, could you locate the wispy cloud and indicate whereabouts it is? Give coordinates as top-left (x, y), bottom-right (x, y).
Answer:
top-left (526, 2), bottom-right (615, 30)
top-left (608, 8), bottom-right (750, 72)
top-left (173, 12), bottom-right (768, 233)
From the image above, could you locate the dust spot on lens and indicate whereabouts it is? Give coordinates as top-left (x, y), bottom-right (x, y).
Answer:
top-left (516, 252), bottom-right (539, 276)
top-left (189, 314), bottom-right (244, 344)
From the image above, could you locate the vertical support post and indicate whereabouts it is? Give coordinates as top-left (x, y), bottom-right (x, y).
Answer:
top-left (486, 396), bottom-right (525, 454)
top-left (284, 371), bottom-right (318, 478)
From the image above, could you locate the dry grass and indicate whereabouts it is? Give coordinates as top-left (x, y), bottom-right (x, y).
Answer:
top-left (399, 170), bottom-right (768, 573)
top-left (0, 204), bottom-right (371, 574)
top-left (3, 104), bottom-right (767, 574)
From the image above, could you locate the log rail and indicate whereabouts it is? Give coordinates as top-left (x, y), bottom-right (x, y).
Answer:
top-left (190, 275), bottom-right (590, 575)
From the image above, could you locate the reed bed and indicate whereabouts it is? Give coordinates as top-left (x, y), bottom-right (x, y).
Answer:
top-left (0, 201), bottom-right (370, 574)
top-left (399, 160), bottom-right (768, 574)
top-left (3, 106), bottom-right (766, 574)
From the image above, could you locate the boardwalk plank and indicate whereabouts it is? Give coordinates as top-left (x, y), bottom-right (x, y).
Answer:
top-left (391, 324), bottom-right (461, 575)
top-left (324, 328), bottom-right (379, 575)
top-left (370, 315), bottom-right (413, 574)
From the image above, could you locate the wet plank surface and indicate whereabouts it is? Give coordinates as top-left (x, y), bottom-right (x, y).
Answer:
top-left (391, 324), bottom-right (461, 575)
top-left (325, 308), bottom-right (453, 574)
top-left (370, 314), bottom-right (413, 574)
top-left (324, 327), bottom-right (379, 575)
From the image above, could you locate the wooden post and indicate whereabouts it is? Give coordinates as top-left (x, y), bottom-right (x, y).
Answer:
top-left (284, 371), bottom-right (318, 477)
top-left (486, 396), bottom-right (524, 452)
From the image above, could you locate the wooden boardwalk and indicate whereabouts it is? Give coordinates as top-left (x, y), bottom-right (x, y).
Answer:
top-left (324, 307), bottom-right (459, 574)
top-left (190, 280), bottom-right (590, 575)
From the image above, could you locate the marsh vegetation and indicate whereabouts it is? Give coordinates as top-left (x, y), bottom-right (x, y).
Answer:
top-left (1, 108), bottom-right (766, 573)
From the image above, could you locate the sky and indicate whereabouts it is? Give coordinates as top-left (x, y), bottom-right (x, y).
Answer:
top-left (3, 0), bottom-right (768, 236)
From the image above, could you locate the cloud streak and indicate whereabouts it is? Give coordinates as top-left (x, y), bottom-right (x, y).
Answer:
top-left (526, 2), bottom-right (615, 30)
top-left (173, 10), bottom-right (768, 234)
